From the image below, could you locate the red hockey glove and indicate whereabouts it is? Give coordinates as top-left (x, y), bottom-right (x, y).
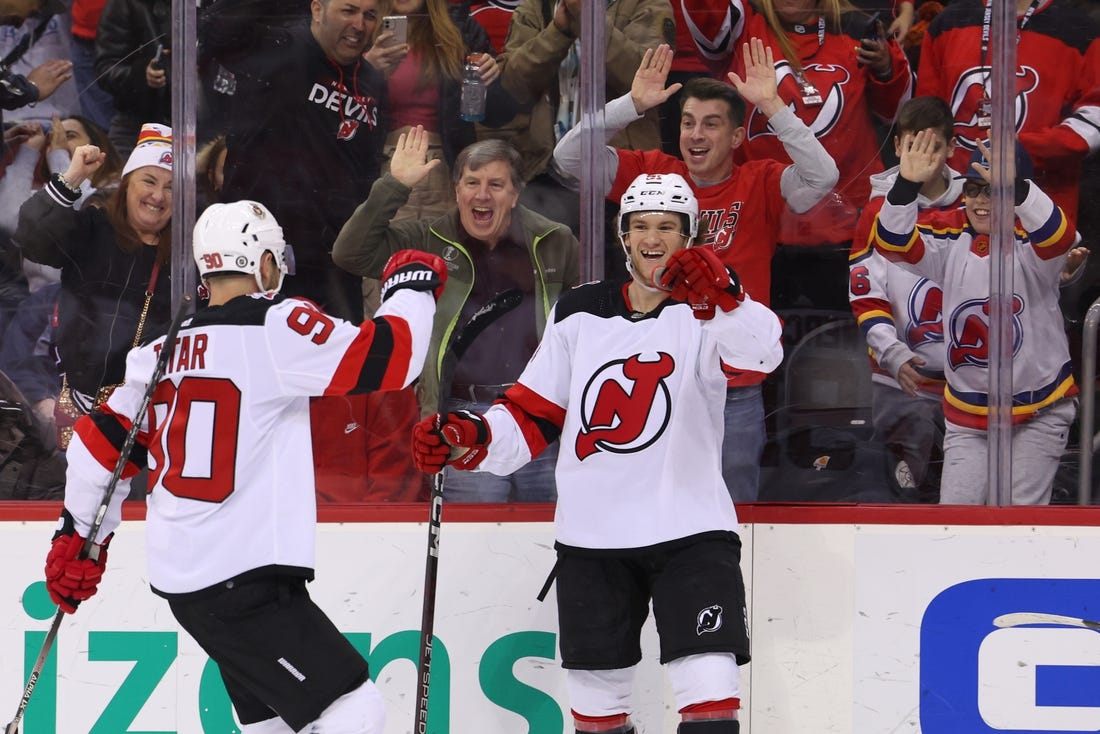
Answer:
top-left (657, 247), bottom-right (743, 320)
top-left (411, 410), bottom-right (492, 474)
top-left (380, 249), bottom-right (448, 303)
top-left (412, 413), bottom-right (451, 475)
top-left (439, 410), bottom-right (492, 471)
top-left (44, 509), bottom-right (111, 614)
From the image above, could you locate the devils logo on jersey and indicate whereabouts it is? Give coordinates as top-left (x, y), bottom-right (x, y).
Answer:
top-left (948, 65), bottom-right (1039, 153)
top-left (575, 352), bottom-right (675, 460)
top-left (905, 278), bottom-right (944, 349)
top-left (746, 61), bottom-right (850, 141)
top-left (947, 295), bottom-right (1024, 370)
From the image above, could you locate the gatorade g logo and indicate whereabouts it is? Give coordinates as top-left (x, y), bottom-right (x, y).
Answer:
top-left (747, 61), bottom-right (850, 140)
top-left (575, 353), bottom-right (675, 460)
top-left (948, 66), bottom-right (1039, 154)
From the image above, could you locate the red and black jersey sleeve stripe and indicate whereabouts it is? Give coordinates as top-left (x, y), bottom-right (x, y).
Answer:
top-left (326, 315), bottom-right (415, 395)
top-left (73, 407), bottom-right (147, 478)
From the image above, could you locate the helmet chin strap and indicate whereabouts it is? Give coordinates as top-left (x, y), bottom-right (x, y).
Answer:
top-left (255, 250), bottom-right (286, 293)
top-left (256, 270), bottom-right (285, 294)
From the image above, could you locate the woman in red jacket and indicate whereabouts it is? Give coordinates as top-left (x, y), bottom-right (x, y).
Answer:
top-left (730, 0), bottom-right (913, 245)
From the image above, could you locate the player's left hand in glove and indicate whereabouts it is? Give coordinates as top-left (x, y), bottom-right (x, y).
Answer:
top-left (412, 410), bottom-right (492, 474)
top-left (657, 247), bottom-right (743, 320)
top-left (44, 509), bottom-right (112, 614)
top-left (380, 249), bottom-right (448, 302)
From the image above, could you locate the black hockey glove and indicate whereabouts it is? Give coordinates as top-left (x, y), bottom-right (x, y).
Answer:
top-left (380, 249), bottom-right (448, 302)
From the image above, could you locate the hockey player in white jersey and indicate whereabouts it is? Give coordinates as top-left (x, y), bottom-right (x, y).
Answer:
top-left (412, 173), bottom-right (782, 734)
top-left (42, 200), bottom-right (447, 733)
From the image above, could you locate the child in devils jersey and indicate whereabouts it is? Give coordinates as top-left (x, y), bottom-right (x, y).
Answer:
top-left (873, 135), bottom-right (1079, 505)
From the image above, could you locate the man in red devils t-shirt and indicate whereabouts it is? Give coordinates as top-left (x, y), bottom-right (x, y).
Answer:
top-left (553, 41), bottom-right (838, 503)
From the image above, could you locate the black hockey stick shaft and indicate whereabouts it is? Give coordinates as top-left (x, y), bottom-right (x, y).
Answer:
top-left (4, 299), bottom-right (189, 734)
top-left (415, 289), bottom-right (522, 734)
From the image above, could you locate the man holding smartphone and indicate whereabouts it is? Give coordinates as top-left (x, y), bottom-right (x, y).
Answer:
top-left (146, 43), bottom-right (168, 89)
top-left (200, 0), bottom-right (388, 321)
top-left (95, 0), bottom-right (171, 156)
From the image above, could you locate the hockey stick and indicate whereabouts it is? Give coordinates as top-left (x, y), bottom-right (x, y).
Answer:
top-left (4, 299), bottom-right (189, 734)
top-left (415, 288), bottom-right (523, 734)
top-left (993, 612), bottom-right (1100, 630)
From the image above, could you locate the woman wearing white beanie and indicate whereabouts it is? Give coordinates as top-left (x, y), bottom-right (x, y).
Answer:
top-left (13, 122), bottom-right (174, 448)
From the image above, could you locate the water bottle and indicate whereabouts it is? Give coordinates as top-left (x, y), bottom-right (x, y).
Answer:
top-left (460, 54), bottom-right (486, 123)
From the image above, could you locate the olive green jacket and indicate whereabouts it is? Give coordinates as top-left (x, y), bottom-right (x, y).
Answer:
top-left (331, 174), bottom-right (580, 415)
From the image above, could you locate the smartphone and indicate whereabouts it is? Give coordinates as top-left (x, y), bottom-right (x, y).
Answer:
top-left (862, 11), bottom-right (883, 41)
top-left (381, 15), bottom-right (408, 46)
top-left (152, 43), bottom-right (168, 71)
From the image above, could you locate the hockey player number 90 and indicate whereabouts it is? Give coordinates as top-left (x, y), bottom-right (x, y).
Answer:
top-left (148, 376), bottom-right (243, 501)
top-left (287, 304), bottom-right (335, 345)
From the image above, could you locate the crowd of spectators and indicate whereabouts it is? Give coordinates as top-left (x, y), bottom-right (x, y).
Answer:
top-left (0, 0), bottom-right (1097, 505)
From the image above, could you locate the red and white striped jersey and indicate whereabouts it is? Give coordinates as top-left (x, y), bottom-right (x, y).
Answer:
top-left (63, 289), bottom-right (436, 595)
top-left (475, 280), bottom-right (782, 550)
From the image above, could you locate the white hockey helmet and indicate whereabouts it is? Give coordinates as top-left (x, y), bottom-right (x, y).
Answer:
top-left (618, 172), bottom-right (699, 241)
top-left (193, 200), bottom-right (289, 293)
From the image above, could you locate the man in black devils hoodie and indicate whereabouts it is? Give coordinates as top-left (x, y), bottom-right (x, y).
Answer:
top-left (200, 0), bottom-right (388, 321)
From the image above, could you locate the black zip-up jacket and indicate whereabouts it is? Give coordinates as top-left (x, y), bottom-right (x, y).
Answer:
top-left (94, 0), bottom-right (171, 120)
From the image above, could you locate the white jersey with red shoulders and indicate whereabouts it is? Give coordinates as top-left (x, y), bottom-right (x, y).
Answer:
top-left (916, 0), bottom-right (1100, 225)
top-left (872, 180), bottom-right (1078, 429)
top-left (848, 164), bottom-right (963, 397)
top-left (474, 280), bottom-right (783, 551)
top-left (62, 289), bottom-right (436, 595)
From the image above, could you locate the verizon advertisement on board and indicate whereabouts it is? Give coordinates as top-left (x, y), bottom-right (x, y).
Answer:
top-left (2, 514), bottom-right (1099, 733)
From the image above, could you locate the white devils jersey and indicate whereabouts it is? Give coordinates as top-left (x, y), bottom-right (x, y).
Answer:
top-left (63, 290), bottom-right (435, 595)
top-left (478, 281), bottom-right (783, 550)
